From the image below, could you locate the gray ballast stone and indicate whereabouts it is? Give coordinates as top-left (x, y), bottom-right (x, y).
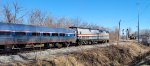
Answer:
top-left (0, 43), bottom-right (112, 64)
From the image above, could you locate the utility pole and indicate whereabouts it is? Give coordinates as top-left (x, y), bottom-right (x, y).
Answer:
top-left (122, 29), bottom-right (125, 41)
top-left (118, 20), bottom-right (121, 44)
top-left (138, 10), bottom-right (140, 44)
top-left (137, 2), bottom-right (140, 44)
top-left (126, 29), bottom-right (129, 40)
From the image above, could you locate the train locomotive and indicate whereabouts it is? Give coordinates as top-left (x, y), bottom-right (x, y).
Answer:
top-left (0, 22), bottom-right (109, 51)
top-left (70, 27), bottom-right (109, 45)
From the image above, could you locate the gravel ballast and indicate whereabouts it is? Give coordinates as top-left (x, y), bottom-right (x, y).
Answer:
top-left (0, 43), bottom-right (112, 64)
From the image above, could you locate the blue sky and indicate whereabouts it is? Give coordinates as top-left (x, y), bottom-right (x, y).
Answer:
top-left (1, 0), bottom-right (150, 31)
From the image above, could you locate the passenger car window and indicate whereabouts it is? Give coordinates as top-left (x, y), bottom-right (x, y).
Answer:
top-left (43, 33), bottom-right (50, 36)
top-left (99, 30), bottom-right (103, 33)
top-left (52, 33), bottom-right (58, 36)
top-left (32, 32), bottom-right (40, 36)
top-left (106, 31), bottom-right (109, 33)
top-left (59, 33), bottom-right (65, 36)
top-left (0, 32), bottom-right (11, 36)
top-left (15, 32), bottom-right (26, 36)
top-left (80, 32), bottom-right (82, 34)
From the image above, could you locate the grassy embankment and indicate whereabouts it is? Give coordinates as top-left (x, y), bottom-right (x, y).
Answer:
top-left (6, 41), bottom-right (150, 66)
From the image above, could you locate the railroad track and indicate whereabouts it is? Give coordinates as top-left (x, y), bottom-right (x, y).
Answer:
top-left (0, 43), bottom-right (106, 56)
top-left (0, 47), bottom-right (46, 55)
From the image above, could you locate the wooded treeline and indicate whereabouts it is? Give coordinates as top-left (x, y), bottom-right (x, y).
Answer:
top-left (0, 2), bottom-right (105, 30)
top-left (0, 2), bottom-right (128, 42)
top-left (4, 2), bottom-right (150, 42)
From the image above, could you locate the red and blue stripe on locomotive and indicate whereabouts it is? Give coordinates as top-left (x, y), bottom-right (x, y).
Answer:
top-left (70, 27), bottom-right (109, 45)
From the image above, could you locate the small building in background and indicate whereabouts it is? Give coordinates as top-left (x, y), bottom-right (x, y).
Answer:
top-left (140, 35), bottom-right (150, 45)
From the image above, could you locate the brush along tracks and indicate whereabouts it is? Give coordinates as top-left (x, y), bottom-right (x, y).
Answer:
top-left (1, 41), bottom-right (148, 66)
top-left (0, 43), bottom-right (111, 65)
top-left (128, 49), bottom-right (150, 66)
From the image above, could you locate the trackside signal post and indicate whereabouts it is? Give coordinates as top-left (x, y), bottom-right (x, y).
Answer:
top-left (118, 20), bottom-right (121, 45)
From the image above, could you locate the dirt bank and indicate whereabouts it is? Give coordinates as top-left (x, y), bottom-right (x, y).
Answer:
top-left (1, 42), bottom-right (150, 66)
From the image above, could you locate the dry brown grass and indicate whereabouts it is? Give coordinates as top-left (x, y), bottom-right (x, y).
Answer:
top-left (4, 42), bottom-right (150, 66)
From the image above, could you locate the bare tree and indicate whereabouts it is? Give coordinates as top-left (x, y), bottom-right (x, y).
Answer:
top-left (140, 29), bottom-right (150, 37)
top-left (3, 4), bottom-right (12, 23)
top-left (109, 27), bottom-right (119, 42)
top-left (54, 17), bottom-right (75, 28)
top-left (88, 24), bottom-right (101, 29)
top-left (44, 16), bottom-right (54, 27)
top-left (28, 9), bottom-right (47, 26)
top-left (2, 2), bottom-right (24, 23)
top-left (13, 2), bottom-right (24, 23)
top-left (55, 17), bottom-right (65, 28)
top-left (72, 17), bottom-right (82, 27)
top-left (64, 18), bottom-right (75, 28)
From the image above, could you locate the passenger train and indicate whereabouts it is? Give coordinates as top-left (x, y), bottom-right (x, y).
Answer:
top-left (0, 22), bottom-right (109, 51)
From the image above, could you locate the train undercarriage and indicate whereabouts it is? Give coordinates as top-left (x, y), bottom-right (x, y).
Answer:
top-left (0, 39), bottom-right (109, 52)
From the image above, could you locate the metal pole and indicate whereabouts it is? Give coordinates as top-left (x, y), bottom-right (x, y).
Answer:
top-left (137, 2), bottom-right (140, 44)
top-left (126, 29), bottom-right (129, 40)
top-left (122, 29), bottom-right (124, 41)
top-left (118, 20), bottom-right (121, 44)
top-left (138, 11), bottom-right (140, 43)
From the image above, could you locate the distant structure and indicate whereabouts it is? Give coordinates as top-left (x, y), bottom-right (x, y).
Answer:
top-left (126, 29), bottom-right (136, 40)
top-left (126, 29), bottom-right (129, 40)
top-left (122, 29), bottom-right (125, 40)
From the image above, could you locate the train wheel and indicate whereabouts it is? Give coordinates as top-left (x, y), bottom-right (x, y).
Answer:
top-left (44, 43), bottom-right (50, 49)
top-left (49, 43), bottom-right (54, 48)
top-left (75, 42), bottom-right (80, 46)
top-left (76, 42), bottom-right (81, 46)
top-left (4, 45), bottom-right (13, 52)
top-left (79, 41), bottom-right (83, 45)
top-left (92, 41), bottom-right (96, 44)
top-left (55, 43), bottom-right (62, 48)
top-left (85, 41), bottom-right (89, 45)
top-left (107, 40), bottom-right (109, 43)
top-left (63, 42), bottom-right (70, 47)
top-left (83, 41), bottom-right (88, 45)
top-left (88, 41), bottom-right (92, 45)
top-left (103, 40), bottom-right (106, 43)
